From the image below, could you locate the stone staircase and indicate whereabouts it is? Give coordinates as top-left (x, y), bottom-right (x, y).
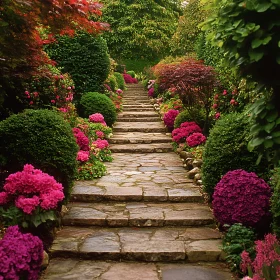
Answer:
top-left (41, 84), bottom-right (232, 280)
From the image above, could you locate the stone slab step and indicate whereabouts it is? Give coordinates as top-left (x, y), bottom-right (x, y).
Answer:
top-left (109, 132), bottom-right (171, 144)
top-left (123, 105), bottom-right (154, 109)
top-left (110, 143), bottom-right (173, 153)
top-left (118, 111), bottom-right (159, 118)
top-left (113, 122), bottom-right (166, 133)
top-left (62, 202), bottom-right (215, 227)
top-left (117, 117), bottom-right (160, 122)
top-left (42, 259), bottom-right (233, 280)
top-left (49, 226), bottom-right (224, 262)
top-left (122, 107), bottom-right (155, 112)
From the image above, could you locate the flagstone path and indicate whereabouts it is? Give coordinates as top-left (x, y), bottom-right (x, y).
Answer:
top-left (41, 84), bottom-right (234, 280)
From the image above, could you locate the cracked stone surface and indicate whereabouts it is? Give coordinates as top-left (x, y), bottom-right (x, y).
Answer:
top-left (42, 84), bottom-right (232, 279)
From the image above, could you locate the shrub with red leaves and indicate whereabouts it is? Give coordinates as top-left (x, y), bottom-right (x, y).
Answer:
top-left (213, 169), bottom-right (271, 228)
top-left (172, 121), bottom-right (202, 143)
top-left (123, 74), bottom-right (138, 84)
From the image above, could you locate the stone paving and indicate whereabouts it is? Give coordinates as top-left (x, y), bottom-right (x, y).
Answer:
top-left (41, 84), bottom-right (233, 280)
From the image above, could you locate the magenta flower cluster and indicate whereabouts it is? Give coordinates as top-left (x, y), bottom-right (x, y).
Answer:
top-left (89, 113), bottom-right (107, 126)
top-left (163, 109), bottom-right (179, 130)
top-left (0, 225), bottom-right (43, 280)
top-left (96, 130), bottom-right (105, 139)
top-left (241, 234), bottom-right (280, 279)
top-left (186, 132), bottom-right (207, 147)
top-left (92, 139), bottom-right (109, 149)
top-left (123, 73), bottom-right (137, 84)
top-left (76, 151), bottom-right (90, 162)
top-left (148, 87), bottom-right (155, 97)
top-left (0, 164), bottom-right (64, 214)
top-left (212, 169), bottom-right (271, 228)
top-left (72, 127), bottom-right (89, 151)
top-left (172, 122), bottom-right (202, 143)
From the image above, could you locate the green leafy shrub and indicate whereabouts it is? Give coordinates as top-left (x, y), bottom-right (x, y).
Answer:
top-left (79, 92), bottom-right (117, 127)
top-left (126, 70), bottom-right (136, 78)
top-left (107, 74), bottom-right (118, 91)
top-left (0, 109), bottom-right (78, 201)
top-left (222, 223), bottom-right (256, 275)
top-left (174, 108), bottom-right (206, 129)
top-left (113, 72), bottom-right (125, 90)
top-left (270, 167), bottom-right (280, 237)
top-left (45, 33), bottom-right (110, 98)
top-left (202, 112), bottom-right (269, 200)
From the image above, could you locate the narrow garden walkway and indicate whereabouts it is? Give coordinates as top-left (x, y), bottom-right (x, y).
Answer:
top-left (42, 84), bottom-right (233, 280)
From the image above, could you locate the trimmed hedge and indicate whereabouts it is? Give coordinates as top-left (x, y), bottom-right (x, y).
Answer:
top-left (174, 108), bottom-right (206, 129)
top-left (202, 112), bottom-right (269, 200)
top-left (0, 109), bottom-right (78, 201)
top-left (79, 92), bottom-right (117, 127)
top-left (113, 72), bottom-right (125, 90)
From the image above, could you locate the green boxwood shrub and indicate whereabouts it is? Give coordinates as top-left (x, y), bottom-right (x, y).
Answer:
top-left (0, 109), bottom-right (78, 201)
top-left (79, 92), bottom-right (117, 127)
top-left (126, 70), bottom-right (136, 78)
top-left (271, 167), bottom-right (280, 237)
top-left (202, 112), bottom-right (269, 200)
top-left (107, 74), bottom-right (118, 91)
top-left (45, 33), bottom-right (110, 98)
top-left (113, 72), bottom-right (125, 90)
top-left (174, 108), bottom-right (206, 129)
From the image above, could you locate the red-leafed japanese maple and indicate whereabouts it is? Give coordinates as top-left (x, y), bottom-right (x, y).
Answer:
top-left (153, 58), bottom-right (220, 132)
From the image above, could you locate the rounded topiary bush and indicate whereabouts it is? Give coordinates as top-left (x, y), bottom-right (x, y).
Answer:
top-left (202, 112), bottom-right (269, 199)
top-left (79, 92), bottom-right (117, 126)
top-left (270, 168), bottom-right (280, 237)
top-left (126, 70), bottom-right (136, 78)
top-left (213, 169), bottom-right (271, 228)
top-left (0, 109), bottom-right (78, 201)
top-left (174, 108), bottom-right (206, 129)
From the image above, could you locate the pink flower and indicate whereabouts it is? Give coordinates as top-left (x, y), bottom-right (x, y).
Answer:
top-left (215, 112), bottom-right (221, 119)
top-left (33, 92), bottom-right (39, 97)
top-left (29, 101), bottom-right (33, 105)
top-left (212, 103), bottom-right (218, 109)
top-left (89, 113), bottom-right (107, 126)
top-left (24, 91), bottom-right (29, 95)
top-left (96, 131), bottom-right (105, 139)
top-left (148, 87), bottom-right (155, 97)
top-left (76, 150), bottom-right (90, 162)
top-left (0, 192), bottom-right (9, 205)
top-left (72, 128), bottom-right (89, 151)
top-left (230, 99), bottom-right (236, 105)
top-left (223, 90), bottom-right (227, 95)
top-left (163, 109), bottom-right (179, 130)
top-left (116, 89), bottom-right (123, 94)
top-left (40, 190), bottom-right (65, 210)
top-left (51, 99), bottom-right (56, 104)
top-left (92, 139), bottom-right (109, 149)
top-left (214, 94), bottom-right (219, 100)
top-left (186, 132), bottom-right (206, 147)
top-left (15, 195), bottom-right (40, 214)
top-left (59, 107), bottom-right (68, 113)
top-left (172, 122), bottom-right (202, 143)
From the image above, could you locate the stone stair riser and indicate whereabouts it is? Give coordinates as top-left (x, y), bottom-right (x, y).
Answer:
top-left (113, 128), bottom-right (167, 133)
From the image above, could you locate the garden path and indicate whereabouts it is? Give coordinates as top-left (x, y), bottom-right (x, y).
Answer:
top-left (41, 84), bottom-right (233, 280)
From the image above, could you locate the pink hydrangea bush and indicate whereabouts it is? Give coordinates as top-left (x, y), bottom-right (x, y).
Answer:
top-left (0, 164), bottom-right (64, 215)
top-left (96, 130), bottom-right (105, 139)
top-left (123, 73), bottom-right (138, 84)
top-left (92, 139), bottom-right (109, 149)
top-left (148, 87), bottom-right (155, 97)
top-left (241, 234), bottom-right (280, 280)
top-left (163, 109), bottom-right (179, 130)
top-left (76, 151), bottom-right (90, 162)
top-left (172, 122), bottom-right (202, 143)
top-left (213, 169), bottom-right (271, 228)
top-left (89, 113), bottom-right (107, 126)
top-left (0, 225), bottom-right (43, 280)
top-left (72, 127), bottom-right (89, 151)
top-left (186, 132), bottom-right (207, 147)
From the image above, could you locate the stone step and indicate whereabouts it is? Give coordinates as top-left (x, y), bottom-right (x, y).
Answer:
top-left (50, 226), bottom-right (224, 262)
top-left (62, 202), bottom-right (214, 227)
top-left (123, 104), bottom-right (154, 108)
top-left (42, 259), bottom-right (233, 280)
top-left (113, 123), bottom-right (166, 133)
top-left (122, 107), bottom-right (155, 112)
top-left (109, 132), bottom-right (171, 144)
top-left (118, 111), bottom-right (159, 118)
top-left (117, 117), bottom-right (160, 122)
top-left (110, 143), bottom-right (173, 153)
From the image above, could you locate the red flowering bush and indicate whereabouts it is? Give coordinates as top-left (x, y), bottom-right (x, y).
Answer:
top-left (186, 132), bottom-right (207, 147)
top-left (213, 169), bottom-right (271, 228)
top-left (0, 225), bottom-right (43, 280)
top-left (163, 109), bottom-right (179, 130)
top-left (72, 128), bottom-right (90, 151)
top-left (76, 151), bottom-right (90, 162)
top-left (172, 121), bottom-right (202, 143)
top-left (89, 113), bottom-right (107, 126)
top-left (92, 139), bottom-right (109, 150)
top-left (123, 73), bottom-right (138, 84)
top-left (241, 234), bottom-right (280, 280)
top-left (148, 87), bottom-right (155, 97)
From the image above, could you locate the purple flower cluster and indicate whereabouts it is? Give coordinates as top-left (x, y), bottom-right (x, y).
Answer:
top-left (186, 132), bottom-right (206, 147)
top-left (172, 122), bottom-right (202, 143)
top-left (123, 73), bottom-right (138, 84)
top-left (0, 225), bottom-right (43, 280)
top-left (213, 169), bottom-right (271, 227)
top-left (72, 127), bottom-right (89, 151)
top-left (163, 109), bottom-right (179, 130)
top-left (0, 164), bottom-right (64, 214)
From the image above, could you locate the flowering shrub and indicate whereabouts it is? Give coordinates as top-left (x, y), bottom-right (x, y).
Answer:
top-left (76, 161), bottom-right (106, 180)
top-left (241, 234), bottom-right (280, 280)
top-left (76, 151), bottom-right (90, 162)
top-left (163, 109), bottom-right (179, 130)
top-left (0, 164), bottom-right (64, 227)
top-left (72, 128), bottom-right (89, 151)
top-left (0, 225), bottom-right (43, 280)
top-left (213, 169), bottom-right (271, 228)
top-left (148, 87), bottom-right (155, 97)
top-left (92, 139), bottom-right (109, 150)
top-left (96, 130), bottom-right (105, 139)
top-left (186, 132), bottom-right (206, 147)
top-left (172, 122), bottom-right (202, 143)
top-left (89, 113), bottom-right (107, 126)
top-left (123, 73), bottom-right (138, 84)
